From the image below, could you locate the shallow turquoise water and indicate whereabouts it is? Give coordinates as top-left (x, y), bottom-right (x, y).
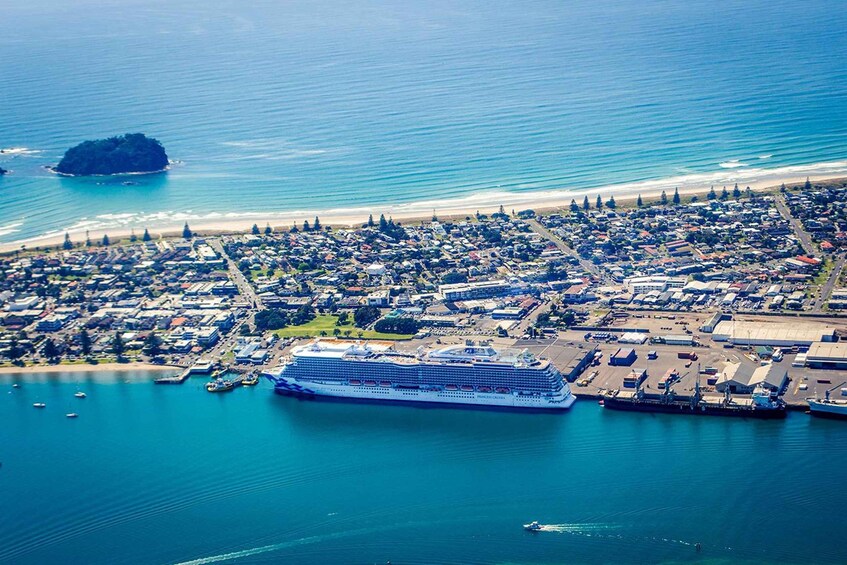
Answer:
top-left (1, 0), bottom-right (846, 241)
top-left (1, 372), bottom-right (846, 564)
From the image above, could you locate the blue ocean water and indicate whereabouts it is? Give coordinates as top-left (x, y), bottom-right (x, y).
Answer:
top-left (1, 372), bottom-right (846, 564)
top-left (1, 0), bottom-right (846, 242)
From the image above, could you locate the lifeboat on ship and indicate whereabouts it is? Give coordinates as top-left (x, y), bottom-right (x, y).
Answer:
top-left (349, 379), bottom-right (362, 386)
top-left (379, 381), bottom-right (391, 387)
top-left (478, 386), bottom-right (492, 393)
top-left (460, 385), bottom-right (474, 392)
top-left (445, 384), bottom-right (458, 391)
top-left (364, 380), bottom-right (377, 386)
top-left (495, 387), bottom-right (511, 394)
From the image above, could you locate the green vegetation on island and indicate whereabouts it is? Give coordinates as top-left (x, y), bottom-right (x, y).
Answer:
top-left (55, 133), bottom-right (168, 176)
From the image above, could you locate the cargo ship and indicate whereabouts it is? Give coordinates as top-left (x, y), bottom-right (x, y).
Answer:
top-left (262, 339), bottom-right (575, 410)
top-left (601, 375), bottom-right (785, 419)
top-left (807, 386), bottom-right (847, 419)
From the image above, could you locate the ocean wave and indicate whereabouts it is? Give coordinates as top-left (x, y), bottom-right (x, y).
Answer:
top-left (0, 222), bottom-right (23, 238)
top-left (719, 160), bottom-right (748, 168)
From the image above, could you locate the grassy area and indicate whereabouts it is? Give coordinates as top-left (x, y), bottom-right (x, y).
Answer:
top-left (813, 258), bottom-right (834, 286)
top-left (272, 314), bottom-right (413, 340)
top-left (249, 268), bottom-right (285, 281)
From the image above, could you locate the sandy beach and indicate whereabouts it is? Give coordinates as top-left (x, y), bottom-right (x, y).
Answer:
top-left (2, 169), bottom-right (845, 254)
top-left (0, 362), bottom-right (178, 381)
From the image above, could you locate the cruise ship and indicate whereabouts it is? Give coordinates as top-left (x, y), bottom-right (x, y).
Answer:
top-left (262, 339), bottom-right (576, 410)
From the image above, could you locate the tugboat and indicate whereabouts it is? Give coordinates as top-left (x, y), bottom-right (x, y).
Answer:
top-left (242, 372), bottom-right (259, 386)
top-left (206, 377), bottom-right (235, 393)
top-left (523, 521), bottom-right (542, 532)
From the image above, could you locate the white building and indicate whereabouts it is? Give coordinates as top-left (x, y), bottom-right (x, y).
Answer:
top-left (623, 276), bottom-right (687, 294)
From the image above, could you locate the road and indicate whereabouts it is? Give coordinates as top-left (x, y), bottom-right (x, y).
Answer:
top-left (525, 218), bottom-right (602, 279)
top-left (207, 238), bottom-right (265, 311)
top-left (774, 195), bottom-right (816, 256)
top-left (813, 254), bottom-right (847, 311)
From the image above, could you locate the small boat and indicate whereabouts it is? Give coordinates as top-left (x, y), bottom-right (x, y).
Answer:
top-left (74, 392), bottom-right (86, 398)
top-left (12, 384), bottom-right (20, 389)
top-left (241, 373), bottom-right (259, 386)
top-left (66, 413), bottom-right (78, 418)
top-left (33, 403), bottom-right (46, 408)
top-left (524, 521), bottom-right (542, 532)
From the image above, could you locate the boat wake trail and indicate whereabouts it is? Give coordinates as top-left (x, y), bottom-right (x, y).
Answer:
top-left (538, 523), bottom-right (617, 533)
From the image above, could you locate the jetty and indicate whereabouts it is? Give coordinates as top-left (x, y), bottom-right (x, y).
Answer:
top-left (154, 360), bottom-right (215, 384)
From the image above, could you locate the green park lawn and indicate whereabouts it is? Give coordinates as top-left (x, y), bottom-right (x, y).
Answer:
top-left (272, 314), bottom-right (413, 340)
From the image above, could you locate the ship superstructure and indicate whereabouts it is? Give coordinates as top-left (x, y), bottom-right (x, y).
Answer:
top-left (262, 339), bottom-right (576, 410)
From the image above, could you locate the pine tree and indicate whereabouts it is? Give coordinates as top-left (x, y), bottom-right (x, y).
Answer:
top-left (112, 331), bottom-right (124, 358)
top-left (780, 183), bottom-right (787, 194)
top-left (63, 232), bottom-right (73, 250)
top-left (672, 187), bottom-right (681, 205)
top-left (708, 186), bottom-right (717, 200)
top-left (583, 196), bottom-right (590, 211)
top-left (142, 228), bottom-right (152, 242)
top-left (313, 216), bottom-right (321, 231)
top-left (596, 195), bottom-right (603, 210)
top-left (732, 183), bottom-right (741, 198)
top-left (745, 186), bottom-right (753, 199)
top-left (43, 338), bottom-right (58, 360)
top-left (636, 194), bottom-right (643, 207)
top-left (129, 229), bottom-right (137, 243)
top-left (182, 222), bottom-right (193, 239)
top-left (303, 220), bottom-right (311, 232)
top-left (290, 222), bottom-right (299, 233)
top-left (570, 199), bottom-right (579, 213)
top-left (607, 195), bottom-right (616, 208)
top-left (379, 214), bottom-right (388, 230)
top-left (660, 190), bottom-right (668, 205)
top-left (85, 230), bottom-right (92, 247)
top-left (101, 234), bottom-right (110, 246)
top-left (720, 187), bottom-right (729, 200)
top-left (264, 223), bottom-right (272, 235)
top-left (804, 177), bottom-right (812, 190)
top-left (79, 329), bottom-right (91, 356)
top-left (251, 224), bottom-right (260, 235)
top-left (368, 214), bottom-right (375, 227)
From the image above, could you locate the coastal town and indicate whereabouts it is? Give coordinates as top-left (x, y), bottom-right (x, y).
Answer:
top-left (2, 178), bottom-right (847, 414)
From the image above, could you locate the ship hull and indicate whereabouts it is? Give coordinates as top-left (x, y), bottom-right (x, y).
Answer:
top-left (602, 397), bottom-right (786, 419)
top-left (808, 401), bottom-right (847, 420)
top-left (270, 377), bottom-right (575, 411)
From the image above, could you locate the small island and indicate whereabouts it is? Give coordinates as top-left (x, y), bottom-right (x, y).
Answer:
top-left (54, 133), bottom-right (168, 176)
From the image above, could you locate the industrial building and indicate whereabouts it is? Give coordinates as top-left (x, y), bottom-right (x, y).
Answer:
top-left (610, 347), bottom-right (637, 366)
top-left (804, 342), bottom-right (847, 370)
top-left (711, 321), bottom-right (836, 347)
top-left (715, 363), bottom-right (789, 394)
